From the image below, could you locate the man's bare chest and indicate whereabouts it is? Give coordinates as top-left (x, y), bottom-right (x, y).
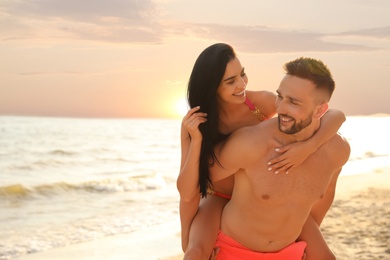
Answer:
top-left (242, 155), bottom-right (333, 204)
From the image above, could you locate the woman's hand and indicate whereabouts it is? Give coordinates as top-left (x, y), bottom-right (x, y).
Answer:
top-left (267, 142), bottom-right (315, 174)
top-left (182, 106), bottom-right (207, 141)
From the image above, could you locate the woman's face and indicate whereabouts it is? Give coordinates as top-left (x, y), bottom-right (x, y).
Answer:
top-left (217, 57), bottom-right (248, 105)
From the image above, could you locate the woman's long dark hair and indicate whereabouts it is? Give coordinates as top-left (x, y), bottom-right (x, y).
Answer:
top-left (187, 43), bottom-right (236, 197)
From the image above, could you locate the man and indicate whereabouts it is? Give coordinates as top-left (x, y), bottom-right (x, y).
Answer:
top-left (210, 57), bottom-right (350, 259)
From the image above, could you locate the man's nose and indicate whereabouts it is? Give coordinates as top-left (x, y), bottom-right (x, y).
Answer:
top-left (276, 99), bottom-right (285, 114)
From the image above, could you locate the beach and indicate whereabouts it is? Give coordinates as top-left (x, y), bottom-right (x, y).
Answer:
top-left (16, 168), bottom-right (390, 260)
top-left (1, 115), bottom-right (389, 260)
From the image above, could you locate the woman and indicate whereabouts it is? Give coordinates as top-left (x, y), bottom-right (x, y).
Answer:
top-left (177, 43), bottom-right (344, 259)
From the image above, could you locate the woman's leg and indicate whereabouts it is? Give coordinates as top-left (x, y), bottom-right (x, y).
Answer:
top-left (184, 195), bottom-right (229, 260)
top-left (180, 196), bottom-right (200, 252)
top-left (298, 215), bottom-right (335, 260)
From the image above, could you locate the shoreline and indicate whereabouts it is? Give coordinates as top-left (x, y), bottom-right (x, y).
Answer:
top-left (16, 168), bottom-right (390, 260)
top-left (16, 219), bottom-right (182, 260)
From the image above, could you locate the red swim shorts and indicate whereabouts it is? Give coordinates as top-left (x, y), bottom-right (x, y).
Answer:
top-left (214, 230), bottom-right (307, 260)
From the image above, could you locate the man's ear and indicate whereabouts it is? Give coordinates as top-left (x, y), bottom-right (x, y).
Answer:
top-left (314, 103), bottom-right (329, 119)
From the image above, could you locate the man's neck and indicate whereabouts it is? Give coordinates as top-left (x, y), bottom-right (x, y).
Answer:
top-left (277, 120), bottom-right (321, 144)
top-left (297, 121), bottom-right (321, 142)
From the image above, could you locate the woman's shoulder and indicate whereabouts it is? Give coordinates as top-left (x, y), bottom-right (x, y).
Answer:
top-left (245, 90), bottom-right (277, 119)
top-left (246, 90), bottom-right (275, 101)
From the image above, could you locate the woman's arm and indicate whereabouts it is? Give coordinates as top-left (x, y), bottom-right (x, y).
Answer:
top-left (267, 109), bottom-right (346, 173)
top-left (177, 106), bottom-right (208, 200)
top-left (177, 106), bottom-right (207, 251)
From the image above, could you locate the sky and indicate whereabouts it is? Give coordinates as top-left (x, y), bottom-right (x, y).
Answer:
top-left (0, 0), bottom-right (389, 118)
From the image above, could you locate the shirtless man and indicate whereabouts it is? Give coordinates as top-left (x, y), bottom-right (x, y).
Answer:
top-left (210, 57), bottom-right (351, 259)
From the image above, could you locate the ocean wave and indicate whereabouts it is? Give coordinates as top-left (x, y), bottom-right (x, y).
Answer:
top-left (49, 149), bottom-right (78, 156)
top-left (0, 175), bottom-right (167, 200)
top-left (0, 184), bottom-right (31, 197)
top-left (348, 152), bottom-right (389, 162)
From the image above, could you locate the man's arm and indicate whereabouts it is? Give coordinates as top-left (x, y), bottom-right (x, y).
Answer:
top-left (311, 134), bottom-right (351, 224)
top-left (297, 168), bottom-right (342, 260)
top-left (310, 167), bottom-right (342, 225)
top-left (209, 126), bottom-right (258, 182)
top-left (299, 134), bottom-right (350, 259)
top-left (268, 109), bottom-right (346, 173)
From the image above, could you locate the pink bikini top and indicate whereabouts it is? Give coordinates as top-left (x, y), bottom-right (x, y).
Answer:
top-left (244, 97), bottom-right (267, 121)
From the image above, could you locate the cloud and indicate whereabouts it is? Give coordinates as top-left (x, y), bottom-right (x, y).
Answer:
top-left (165, 80), bottom-right (184, 88)
top-left (339, 26), bottom-right (390, 39)
top-left (4, 0), bottom-right (156, 22)
top-left (169, 23), bottom-right (377, 53)
top-left (17, 71), bottom-right (92, 76)
top-left (0, 0), bottom-right (163, 43)
top-left (1, 0), bottom-right (388, 51)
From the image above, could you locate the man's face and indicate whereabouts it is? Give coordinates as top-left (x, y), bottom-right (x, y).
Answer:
top-left (275, 75), bottom-right (318, 134)
top-left (278, 112), bottom-right (313, 134)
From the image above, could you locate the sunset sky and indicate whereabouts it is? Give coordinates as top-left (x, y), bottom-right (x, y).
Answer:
top-left (1, 0), bottom-right (389, 118)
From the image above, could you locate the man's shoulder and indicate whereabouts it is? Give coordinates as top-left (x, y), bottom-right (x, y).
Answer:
top-left (326, 133), bottom-right (351, 165)
top-left (329, 133), bottom-right (350, 149)
top-left (227, 119), bottom-right (275, 152)
top-left (234, 117), bottom-right (275, 137)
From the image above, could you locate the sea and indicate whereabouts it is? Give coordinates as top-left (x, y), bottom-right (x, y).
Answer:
top-left (0, 115), bottom-right (389, 259)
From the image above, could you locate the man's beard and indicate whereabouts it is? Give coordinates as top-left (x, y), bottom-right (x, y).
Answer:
top-left (278, 113), bottom-right (312, 134)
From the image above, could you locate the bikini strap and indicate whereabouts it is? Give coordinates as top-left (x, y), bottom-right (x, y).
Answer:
top-left (206, 188), bottom-right (232, 200)
top-left (244, 97), bottom-right (267, 121)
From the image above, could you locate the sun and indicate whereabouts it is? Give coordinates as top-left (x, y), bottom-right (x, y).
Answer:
top-left (174, 98), bottom-right (189, 118)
